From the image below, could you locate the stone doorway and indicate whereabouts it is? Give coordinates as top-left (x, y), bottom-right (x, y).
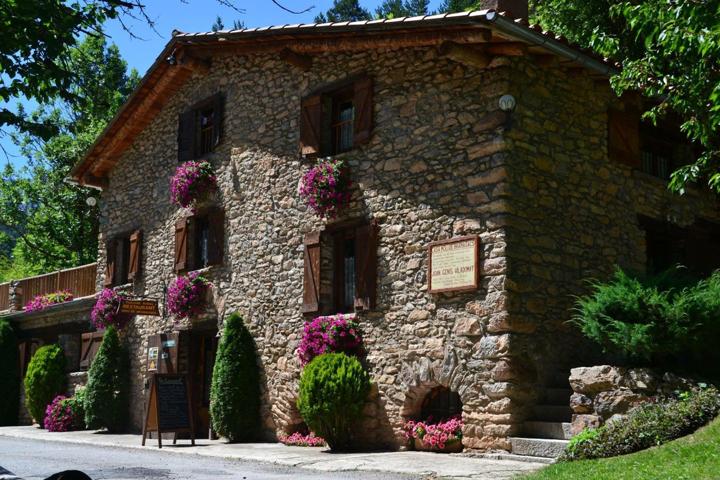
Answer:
top-left (188, 328), bottom-right (218, 438)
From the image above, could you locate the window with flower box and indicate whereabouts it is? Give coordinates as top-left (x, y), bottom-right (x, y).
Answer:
top-left (104, 230), bottom-right (142, 287)
top-left (299, 76), bottom-right (373, 158)
top-left (174, 207), bottom-right (225, 273)
top-left (178, 93), bottom-right (224, 162)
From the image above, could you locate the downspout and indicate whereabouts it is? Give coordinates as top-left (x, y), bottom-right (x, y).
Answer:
top-left (480, 10), bottom-right (618, 77)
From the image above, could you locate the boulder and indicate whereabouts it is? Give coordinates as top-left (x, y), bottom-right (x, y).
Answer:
top-left (569, 392), bottom-right (593, 414)
top-left (569, 365), bottom-right (623, 395)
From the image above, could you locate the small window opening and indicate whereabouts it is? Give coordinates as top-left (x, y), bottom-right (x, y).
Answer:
top-left (195, 216), bottom-right (210, 268)
top-left (420, 386), bottom-right (462, 423)
top-left (198, 107), bottom-right (215, 156)
top-left (334, 101), bottom-right (354, 154)
top-left (343, 238), bottom-right (356, 310)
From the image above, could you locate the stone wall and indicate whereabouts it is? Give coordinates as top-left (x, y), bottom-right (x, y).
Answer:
top-left (99, 46), bottom-right (519, 450)
top-left (569, 365), bottom-right (699, 434)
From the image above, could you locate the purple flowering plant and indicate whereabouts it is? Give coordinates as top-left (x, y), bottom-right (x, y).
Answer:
top-left (44, 396), bottom-right (75, 432)
top-left (298, 158), bottom-right (352, 218)
top-left (170, 160), bottom-right (217, 210)
top-left (91, 288), bottom-right (127, 330)
top-left (25, 290), bottom-right (74, 313)
top-left (166, 271), bottom-right (210, 320)
top-left (297, 314), bottom-right (364, 366)
top-left (279, 432), bottom-right (326, 447)
top-left (403, 415), bottom-right (463, 450)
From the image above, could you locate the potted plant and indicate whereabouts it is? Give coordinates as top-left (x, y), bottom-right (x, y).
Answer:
top-left (166, 271), bottom-right (210, 320)
top-left (91, 288), bottom-right (128, 330)
top-left (25, 291), bottom-right (74, 313)
top-left (298, 158), bottom-right (352, 219)
top-left (403, 415), bottom-right (463, 453)
top-left (170, 160), bottom-right (217, 210)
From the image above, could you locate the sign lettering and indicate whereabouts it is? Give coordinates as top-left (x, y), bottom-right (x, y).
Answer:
top-left (119, 299), bottom-right (161, 317)
top-left (428, 236), bottom-right (479, 293)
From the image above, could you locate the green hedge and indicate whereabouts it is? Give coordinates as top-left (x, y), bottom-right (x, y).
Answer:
top-left (0, 319), bottom-right (18, 425)
top-left (84, 326), bottom-right (128, 432)
top-left (563, 387), bottom-right (720, 461)
top-left (210, 313), bottom-right (261, 442)
top-left (24, 344), bottom-right (66, 425)
top-left (297, 352), bottom-right (370, 451)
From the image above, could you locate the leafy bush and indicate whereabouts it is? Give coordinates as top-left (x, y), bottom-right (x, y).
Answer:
top-left (0, 319), bottom-right (18, 425)
top-left (44, 392), bottom-right (85, 432)
top-left (24, 344), bottom-right (66, 425)
top-left (563, 387), bottom-right (720, 461)
top-left (84, 326), bottom-right (128, 432)
top-left (297, 314), bottom-right (364, 366)
top-left (297, 353), bottom-right (370, 451)
top-left (210, 313), bottom-right (261, 442)
top-left (672, 272), bottom-right (720, 369)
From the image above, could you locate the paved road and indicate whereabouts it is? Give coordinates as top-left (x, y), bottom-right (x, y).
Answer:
top-left (0, 437), bottom-right (418, 480)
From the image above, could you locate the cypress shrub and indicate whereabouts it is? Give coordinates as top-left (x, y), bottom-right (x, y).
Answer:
top-left (297, 352), bottom-right (370, 451)
top-left (84, 326), bottom-right (128, 432)
top-left (210, 313), bottom-right (261, 442)
top-left (0, 319), bottom-right (18, 425)
top-left (24, 344), bottom-right (66, 425)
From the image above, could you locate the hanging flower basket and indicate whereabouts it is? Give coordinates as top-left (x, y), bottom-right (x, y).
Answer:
top-left (167, 271), bottom-right (210, 320)
top-left (298, 158), bottom-right (352, 219)
top-left (25, 290), bottom-right (74, 313)
top-left (91, 288), bottom-right (128, 330)
top-left (404, 416), bottom-right (463, 453)
top-left (297, 314), bottom-right (364, 366)
top-left (170, 160), bottom-right (217, 210)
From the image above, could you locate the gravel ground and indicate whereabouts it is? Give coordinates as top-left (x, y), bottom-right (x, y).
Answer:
top-left (0, 437), bottom-right (417, 480)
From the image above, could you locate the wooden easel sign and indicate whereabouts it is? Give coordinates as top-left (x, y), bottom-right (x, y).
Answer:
top-left (141, 373), bottom-right (195, 448)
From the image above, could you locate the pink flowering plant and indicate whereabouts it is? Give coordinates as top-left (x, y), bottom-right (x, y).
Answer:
top-left (167, 271), bottom-right (210, 320)
top-left (403, 415), bottom-right (463, 451)
top-left (91, 288), bottom-right (128, 330)
top-left (170, 160), bottom-right (217, 210)
top-left (279, 432), bottom-right (326, 447)
top-left (297, 314), bottom-right (364, 366)
top-left (298, 158), bottom-right (352, 218)
top-left (25, 291), bottom-right (74, 312)
top-left (44, 395), bottom-right (84, 432)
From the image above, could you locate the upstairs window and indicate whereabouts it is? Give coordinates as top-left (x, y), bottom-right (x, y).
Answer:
top-left (178, 93), bottom-right (224, 162)
top-left (299, 76), bottom-right (373, 158)
top-left (104, 230), bottom-right (142, 287)
top-left (174, 207), bottom-right (225, 273)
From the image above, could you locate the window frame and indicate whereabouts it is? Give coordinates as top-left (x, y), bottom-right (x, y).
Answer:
top-left (178, 93), bottom-right (223, 162)
top-left (106, 231), bottom-right (134, 287)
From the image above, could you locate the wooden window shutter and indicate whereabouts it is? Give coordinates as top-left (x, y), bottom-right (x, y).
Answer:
top-left (300, 94), bottom-right (323, 156)
top-left (212, 93), bottom-right (224, 149)
top-left (128, 230), bottom-right (142, 281)
top-left (302, 231), bottom-right (322, 314)
top-left (353, 76), bottom-right (374, 145)
top-left (177, 109), bottom-right (196, 162)
top-left (174, 217), bottom-right (189, 273)
top-left (104, 240), bottom-right (116, 287)
top-left (207, 208), bottom-right (225, 266)
top-left (354, 220), bottom-right (379, 311)
top-left (608, 108), bottom-right (640, 168)
top-left (79, 332), bottom-right (104, 370)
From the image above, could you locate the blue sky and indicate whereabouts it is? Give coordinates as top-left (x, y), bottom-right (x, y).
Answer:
top-left (2, 0), bottom-right (442, 169)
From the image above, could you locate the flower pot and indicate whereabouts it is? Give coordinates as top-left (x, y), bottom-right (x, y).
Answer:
top-left (413, 437), bottom-right (463, 453)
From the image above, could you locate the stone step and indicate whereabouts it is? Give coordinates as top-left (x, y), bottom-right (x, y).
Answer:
top-left (510, 437), bottom-right (569, 459)
top-left (532, 405), bottom-right (573, 422)
top-left (478, 452), bottom-right (556, 465)
top-left (543, 387), bottom-right (572, 406)
top-left (523, 421), bottom-right (573, 440)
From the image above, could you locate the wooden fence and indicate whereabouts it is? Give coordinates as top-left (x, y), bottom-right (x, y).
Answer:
top-left (0, 263), bottom-right (97, 311)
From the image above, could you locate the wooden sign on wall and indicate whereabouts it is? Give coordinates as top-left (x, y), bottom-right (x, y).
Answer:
top-left (428, 236), bottom-right (480, 293)
top-left (119, 299), bottom-right (160, 316)
top-left (141, 373), bottom-right (195, 448)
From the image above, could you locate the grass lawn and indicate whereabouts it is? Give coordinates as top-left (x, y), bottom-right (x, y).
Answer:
top-left (520, 418), bottom-right (720, 480)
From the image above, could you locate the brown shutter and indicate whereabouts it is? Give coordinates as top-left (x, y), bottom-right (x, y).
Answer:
top-left (128, 230), bottom-right (142, 281)
top-left (300, 94), bottom-right (323, 156)
top-left (104, 240), bottom-right (116, 287)
top-left (178, 109), bottom-right (196, 162)
top-left (207, 208), bottom-right (225, 266)
top-left (174, 217), bottom-right (189, 273)
top-left (79, 332), bottom-right (104, 370)
top-left (608, 108), bottom-right (640, 168)
top-left (354, 220), bottom-right (379, 311)
top-left (212, 93), bottom-right (224, 149)
top-left (353, 76), bottom-right (374, 145)
top-left (302, 231), bottom-right (322, 314)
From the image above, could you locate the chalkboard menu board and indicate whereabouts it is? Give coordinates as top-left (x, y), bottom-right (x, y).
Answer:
top-left (141, 374), bottom-right (195, 448)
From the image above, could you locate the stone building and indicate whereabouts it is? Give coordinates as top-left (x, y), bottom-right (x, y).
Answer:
top-left (67, 1), bottom-right (720, 455)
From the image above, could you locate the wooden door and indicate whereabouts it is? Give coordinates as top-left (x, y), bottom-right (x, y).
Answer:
top-left (189, 330), bottom-right (217, 438)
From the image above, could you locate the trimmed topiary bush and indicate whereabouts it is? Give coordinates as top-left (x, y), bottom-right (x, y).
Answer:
top-left (563, 387), bottom-right (720, 461)
top-left (210, 313), bottom-right (261, 442)
top-left (24, 344), bottom-right (66, 425)
top-left (84, 326), bottom-right (128, 432)
top-left (297, 352), bottom-right (370, 451)
top-left (0, 319), bottom-right (18, 425)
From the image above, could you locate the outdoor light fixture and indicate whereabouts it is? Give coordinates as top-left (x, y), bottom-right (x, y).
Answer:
top-left (86, 196), bottom-right (97, 207)
top-left (166, 53), bottom-right (177, 65)
top-left (499, 94), bottom-right (517, 113)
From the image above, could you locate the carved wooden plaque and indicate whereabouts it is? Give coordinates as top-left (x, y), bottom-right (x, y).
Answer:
top-left (119, 299), bottom-right (160, 316)
top-left (428, 236), bottom-right (479, 293)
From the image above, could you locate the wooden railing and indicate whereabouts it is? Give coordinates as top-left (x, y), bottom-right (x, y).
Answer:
top-left (1, 263), bottom-right (97, 311)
